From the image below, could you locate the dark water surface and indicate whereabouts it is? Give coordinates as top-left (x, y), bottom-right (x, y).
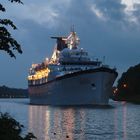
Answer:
top-left (0, 99), bottom-right (140, 140)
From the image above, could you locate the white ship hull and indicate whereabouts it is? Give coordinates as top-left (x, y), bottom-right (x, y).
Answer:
top-left (29, 68), bottom-right (117, 105)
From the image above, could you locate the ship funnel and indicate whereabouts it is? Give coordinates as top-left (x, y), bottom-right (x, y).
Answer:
top-left (51, 37), bottom-right (68, 51)
top-left (51, 30), bottom-right (80, 51)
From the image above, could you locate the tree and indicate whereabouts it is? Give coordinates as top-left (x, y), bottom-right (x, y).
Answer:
top-left (0, 0), bottom-right (23, 58)
top-left (0, 112), bottom-right (36, 140)
top-left (113, 63), bottom-right (140, 102)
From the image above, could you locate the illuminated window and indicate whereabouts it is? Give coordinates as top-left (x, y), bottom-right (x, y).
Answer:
top-left (123, 84), bottom-right (127, 88)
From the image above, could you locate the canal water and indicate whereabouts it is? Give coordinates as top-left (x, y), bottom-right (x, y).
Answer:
top-left (0, 99), bottom-right (140, 140)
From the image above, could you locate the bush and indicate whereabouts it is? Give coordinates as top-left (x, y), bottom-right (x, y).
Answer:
top-left (113, 63), bottom-right (140, 102)
top-left (0, 112), bottom-right (36, 140)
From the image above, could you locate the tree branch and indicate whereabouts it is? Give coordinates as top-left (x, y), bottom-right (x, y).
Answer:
top-left (8, 0), bottom-right (23, 4)
top-left (0, 3), bottom-right (6, 12)
top-left (0, 19), bottom-right (17, 29)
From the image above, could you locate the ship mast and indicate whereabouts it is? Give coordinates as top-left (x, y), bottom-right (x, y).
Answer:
top-left (66, 27), bottom-right (80, 49)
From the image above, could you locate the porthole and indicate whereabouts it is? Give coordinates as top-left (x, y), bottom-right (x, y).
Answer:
top-left (91, 83), bottom-right (96, 90)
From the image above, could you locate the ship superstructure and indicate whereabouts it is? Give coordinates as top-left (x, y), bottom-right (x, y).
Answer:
top-left (28, 31), bottom-right (118, 105)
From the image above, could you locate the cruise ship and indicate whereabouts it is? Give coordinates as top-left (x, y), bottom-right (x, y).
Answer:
top-left (28, 31), bottom-right (118, 105)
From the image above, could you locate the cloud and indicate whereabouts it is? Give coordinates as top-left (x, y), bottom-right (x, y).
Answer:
top-left (90, 4), bottom-right (106, 21)
top-left (21, 4), bottom-right (59, 27)
top-left (4, 0), bottom-right (140, 29)
top-left (89, 0), bottom-right (125, 22)
top-left (121, 0), bottom-right (140, 24)
top-left (87, 0), bottom-right (140, 27)
top-left (4, 0), bottom-right (72, 28)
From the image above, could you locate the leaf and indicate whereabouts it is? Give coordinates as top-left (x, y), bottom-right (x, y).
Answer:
top-left (0, 0), bottom-right (23, 58)
top-left (8, 0), bottom-right (23, 4)
top-left (0, 26), bottom-right (22, 58)
top-left (0, 4), bottom-right (6, 12)
top-left (24, 133), bottom-right (37, 140)
top-left (0, 19), bottom-right (17, 29)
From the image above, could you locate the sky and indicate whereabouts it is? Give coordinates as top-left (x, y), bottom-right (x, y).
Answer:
top-left (0, 0), bottom-right (140, 88)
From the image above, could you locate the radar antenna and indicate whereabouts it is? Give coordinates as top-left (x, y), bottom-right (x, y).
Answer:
top-left (71, 25), bottom-right (75, 32)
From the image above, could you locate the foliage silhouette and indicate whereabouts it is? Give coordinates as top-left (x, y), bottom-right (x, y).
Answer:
top-left (0, 112), bottom-right (36, 140)
top-left (113, 63), bottom-right (140, 103)
top-left (0, 0), bottom-right (23, 58)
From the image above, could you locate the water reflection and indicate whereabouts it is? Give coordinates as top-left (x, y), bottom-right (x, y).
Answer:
top-left (29, 106), bottom-right (86, 140)
top-left (0, 99), bottom-right (139, 140)
top-left (28, 102), bottom-right (140, 140)
top-left (114, 101), bottom-right (127, 140)
top-left (122, 102), bottom-right (127, 140)
top-left (29, 106), bottom-right (50, 140)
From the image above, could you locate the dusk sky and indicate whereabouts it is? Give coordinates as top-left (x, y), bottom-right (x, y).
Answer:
top-left (0, 0), bottom-right (140, 88)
